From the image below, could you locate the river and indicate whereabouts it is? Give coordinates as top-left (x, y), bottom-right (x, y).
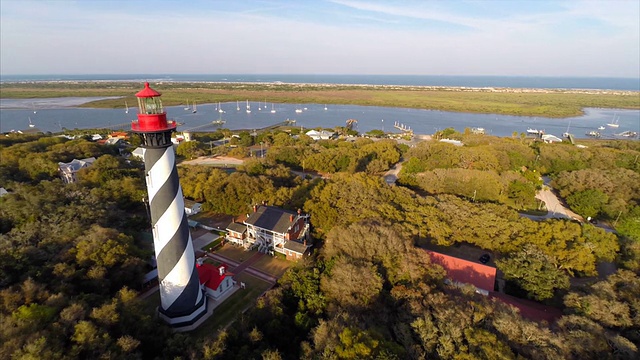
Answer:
top-left (0, 98), bottom-right (638, 139)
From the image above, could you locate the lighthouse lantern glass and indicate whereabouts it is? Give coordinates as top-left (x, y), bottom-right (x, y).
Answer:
top-left (138, 97), bottom-right (164, 115)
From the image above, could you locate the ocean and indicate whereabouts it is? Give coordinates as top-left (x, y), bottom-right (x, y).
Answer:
top-left (1, 74), bottom-right (639, 91)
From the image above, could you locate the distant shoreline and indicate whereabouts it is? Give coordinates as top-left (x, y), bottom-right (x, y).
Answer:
top-left (2, 73), bottom-right (639, 91)
top-left (1, 79), bottom-right (638, 95)
top-left (1, 81), bottom-right (638, 118)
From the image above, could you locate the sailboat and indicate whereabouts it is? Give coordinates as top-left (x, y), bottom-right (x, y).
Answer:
top-left (236, 100), bottom-right (240, 111)
top-left (32, 103), bottom-right (37, 114)
top-left (270, 103), bottom-right (276, 113)
top-left (184, 100), bottom-right (190, 111)
top-left (212, 111), bottom-right (226, 125)
top-left (192, 101), bottom-right (197, 114)
top-left (324, 104), bottom-right (328, 111)
top-left (598, 125), bottom-right (605, 130)
top-left (125, 101), bottom-right (129, 114)
top-left (28, 117), bottom-right (35, 128)
top-left (218, 102), bottom-right (224, 113)
top-left (607, 114), bottom-right (620, 128)
top-left (246, 100), bottom-right (251, 113)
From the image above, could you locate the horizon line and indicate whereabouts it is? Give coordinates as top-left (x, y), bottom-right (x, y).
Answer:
top-left (1, 73), bottom-right (639, 80)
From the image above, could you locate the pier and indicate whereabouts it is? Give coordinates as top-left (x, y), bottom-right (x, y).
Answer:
top-left (393, 121), bottom-right (413, 133)
top-left (182, 119), bottom-right (298, 133)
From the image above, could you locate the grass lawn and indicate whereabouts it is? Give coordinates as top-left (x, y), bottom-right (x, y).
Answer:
top-left (203, 258), bottom-right (222, 267)
top-left (203, 238), bottom-right (223, 252)
top-left (192, 273), bottom-right (273, 339)
top-left (215, 244), bottom-right (253, 263)
top-left (252, 254), bottom-right (293, 278)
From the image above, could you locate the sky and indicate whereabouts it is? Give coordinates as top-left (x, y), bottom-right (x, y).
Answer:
top-left (1, 0), bottom-right (639, 77)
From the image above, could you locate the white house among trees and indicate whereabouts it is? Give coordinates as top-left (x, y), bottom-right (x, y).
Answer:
top-left (226, 205), bottom-right (311, 260)
top-left (58, 157), bottom-right (96, 184)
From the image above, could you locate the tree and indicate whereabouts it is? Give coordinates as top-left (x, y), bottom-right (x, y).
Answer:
top-left (564, 270), bottom-right (639, 328)
top-left (566, 189), bottom-right (608, 218)
top-left (366, 129), bottom-right (385, 138)
top-left (176, 141), bottom-right (202, 159)
top-left (507, 180), bottom-right (536, 209)
top-left (497, 244), bottom-right (570, 301)
top-left (320, 258), bottom-right (383, 310)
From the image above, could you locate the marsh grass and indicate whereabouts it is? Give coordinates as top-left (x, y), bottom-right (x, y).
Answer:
top-left (2, 82), bottom-right (638, 117)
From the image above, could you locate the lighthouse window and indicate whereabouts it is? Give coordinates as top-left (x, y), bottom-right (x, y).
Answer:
top-left (144, 99), bottom-right (157, 114)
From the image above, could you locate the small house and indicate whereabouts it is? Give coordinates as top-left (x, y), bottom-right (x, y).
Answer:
top-left (196, 262), bottom-right (236, 300)
top-left (109, 131), bottom-right (129, 140)
top-left (58, 157), bottom-right (96, 184)
top-left (439, 139), bottom-right (464, 146)
top-left (305, 130), bottom-right (336, 141)
top-left (184, 199), bottom-right (202, 216)
top-left (103, 137), bottom-right (125, 147)
top-left (171, 135), bottom-right (185, 145)
top-left (132, 147), bottom-right (146, 161)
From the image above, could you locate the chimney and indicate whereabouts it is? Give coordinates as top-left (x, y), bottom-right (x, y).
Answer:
top-left (289, 214), bottom-right (294, 222)
top-left (253, 205), bottom-right (257, 213)
top-left (303, 239), bottom-right (307, 246)
top-left (297, 208), bottom-right (302, 215)
top-left (219, 266), bottom-right (225, 276)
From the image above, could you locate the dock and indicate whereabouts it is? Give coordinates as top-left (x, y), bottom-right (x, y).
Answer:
top-left (183, 119), bottom-right (298, 133)
top-left (393, 121), bottom-right (413, 133)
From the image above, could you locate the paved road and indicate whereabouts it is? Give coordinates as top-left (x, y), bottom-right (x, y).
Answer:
top-left (383, 159), bottom-right (404, 185)
top-left (533, 176), bottom-right (583, 221)
top-left (192, 232), bottom-right (219, 251)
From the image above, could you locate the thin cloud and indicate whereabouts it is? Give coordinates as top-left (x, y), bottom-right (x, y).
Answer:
top-left (0, 0), bottom-right (638, 77)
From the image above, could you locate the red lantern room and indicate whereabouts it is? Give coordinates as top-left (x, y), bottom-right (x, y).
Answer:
top-left (131, 82), bottom-right (176, 133)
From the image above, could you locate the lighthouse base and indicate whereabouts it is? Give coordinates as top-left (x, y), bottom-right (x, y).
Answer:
top-left (157, 291), bottom-right (210, 331)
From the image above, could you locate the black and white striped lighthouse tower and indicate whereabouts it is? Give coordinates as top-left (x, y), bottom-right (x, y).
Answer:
top-left (132, 83), bottom-right (207, 328)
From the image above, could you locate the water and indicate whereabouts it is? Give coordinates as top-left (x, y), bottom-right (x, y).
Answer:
top-left (2, 74), bottom-right (639, 91)
top-left (1, 99), bottom-right (638, 139)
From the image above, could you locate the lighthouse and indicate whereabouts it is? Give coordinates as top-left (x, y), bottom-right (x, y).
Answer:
top-left (132, 83), bottom-right (207, 328)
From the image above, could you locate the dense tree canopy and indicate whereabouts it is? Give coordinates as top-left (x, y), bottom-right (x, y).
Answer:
top-left (1, 132), bottom-right (638, 359)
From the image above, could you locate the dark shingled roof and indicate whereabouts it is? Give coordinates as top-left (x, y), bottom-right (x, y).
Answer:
top-left (284, 240), bottom-right (309, 254)
top-left (226, 222), bottom-right (247, 233)
top-left (244, 205), bottom-right (296, 234)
